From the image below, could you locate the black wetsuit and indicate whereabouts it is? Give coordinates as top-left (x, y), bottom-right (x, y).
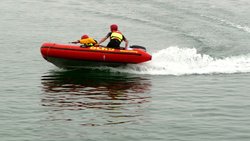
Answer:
top-left (105, 32), bottom-right (126, 49)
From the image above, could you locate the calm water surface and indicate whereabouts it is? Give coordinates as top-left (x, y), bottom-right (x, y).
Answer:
top-left (1, 0), bottom-right (250, 141)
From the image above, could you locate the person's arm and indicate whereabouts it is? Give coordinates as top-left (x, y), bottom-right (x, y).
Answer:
top-left (124, 39), bottom-right (129, 50)
top-left (99, 33), bottom-right (111, 45)
top-left (123, 36), bottom-right (129, 49)
top-left (71, 40), bottom-right (80, 44)
top-left (98, 37), bottom-right (108, 45)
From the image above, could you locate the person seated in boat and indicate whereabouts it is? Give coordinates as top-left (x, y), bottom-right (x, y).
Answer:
top-left (71, 34), bottom-right (98, 47)
top-left (98, 24), bottom-right (129, 50)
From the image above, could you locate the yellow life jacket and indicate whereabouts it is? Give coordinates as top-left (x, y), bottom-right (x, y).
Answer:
top-left (110, 31), bottom-right (123, 42)
top-left (79, 38), bottom-right (96, 47)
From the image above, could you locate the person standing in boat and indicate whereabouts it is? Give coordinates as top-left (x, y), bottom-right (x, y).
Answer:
top-left (98, 24), bottom-right (129, 50)
top-left (71, 34), bottom-right (98, 47)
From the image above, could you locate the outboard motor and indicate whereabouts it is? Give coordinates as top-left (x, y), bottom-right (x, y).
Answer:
top-left (130, 45), bottom-right (147, 51)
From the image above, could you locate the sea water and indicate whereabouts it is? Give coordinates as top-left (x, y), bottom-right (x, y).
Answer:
top-left (1, 0), bottom-right (250, 140)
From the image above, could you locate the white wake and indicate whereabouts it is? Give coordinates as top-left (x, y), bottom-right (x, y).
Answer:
top-left (110, 46), bottom-right (250, 75)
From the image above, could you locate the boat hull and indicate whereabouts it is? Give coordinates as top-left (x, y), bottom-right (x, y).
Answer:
top-left (40, 43), bottom-right (152, 68)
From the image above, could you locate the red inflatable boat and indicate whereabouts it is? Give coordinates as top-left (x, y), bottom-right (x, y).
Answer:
top-left (40, 43), bottom-right (152, 68)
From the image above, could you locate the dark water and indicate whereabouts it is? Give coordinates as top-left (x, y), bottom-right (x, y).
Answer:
top-left (1, 0), bottom-right (250, 140)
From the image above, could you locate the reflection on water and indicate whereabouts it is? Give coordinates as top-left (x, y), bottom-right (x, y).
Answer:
top-left (41, 68), bottom-right (151, 125)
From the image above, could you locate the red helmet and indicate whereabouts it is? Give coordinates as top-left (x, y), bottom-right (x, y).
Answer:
top-left (110, 24), bottom-right (118, 31)
top-left (81, 34), bottom-right (89, 39)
